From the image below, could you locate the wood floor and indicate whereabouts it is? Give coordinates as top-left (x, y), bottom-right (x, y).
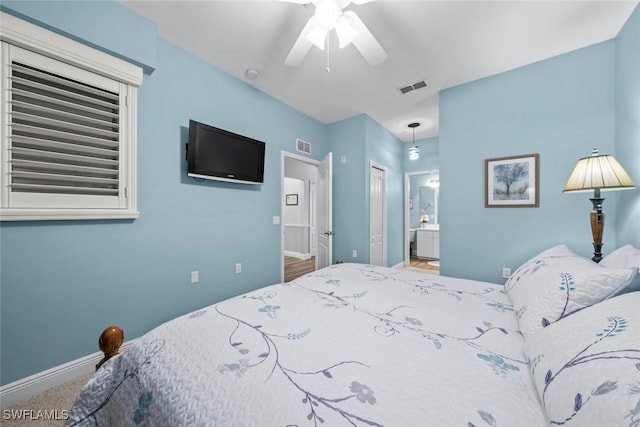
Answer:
top-left (410, 256), bottom-right (440, 273)
top-left (284, 256), bottom-right (316, 282)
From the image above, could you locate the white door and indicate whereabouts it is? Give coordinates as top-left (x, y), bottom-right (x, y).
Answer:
top-left (369, 164), bottom-right (386, 266)
top-left (316, 153), bottom-right (333, 270)
top-left (309, 180), bottom-right (317, 256)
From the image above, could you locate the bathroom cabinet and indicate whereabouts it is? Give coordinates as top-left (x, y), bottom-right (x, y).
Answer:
top-left (417, 228), bottom-right (439, 259)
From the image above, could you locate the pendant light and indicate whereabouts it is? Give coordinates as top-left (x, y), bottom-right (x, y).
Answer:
top-left (408, 122), bottom-right (420, 160)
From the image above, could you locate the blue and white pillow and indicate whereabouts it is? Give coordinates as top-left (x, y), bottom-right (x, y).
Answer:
top-left (523, 292), bottom-right (640, 427)
top-left (505, 244), bottom-right (638, 339)
top-left (601, 244), bottom-right (640, 269)
top-left (601, 245), bottom-right (640, 296)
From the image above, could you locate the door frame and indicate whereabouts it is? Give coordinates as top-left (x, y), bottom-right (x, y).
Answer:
top-left (369, 161), bottom-right (388, 266)
top-left (404, 169), bottom-right (439, 267)
top-left (281, 151), bottom-right (321, 282)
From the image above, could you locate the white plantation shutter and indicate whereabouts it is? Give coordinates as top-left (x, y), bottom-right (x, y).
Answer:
top-left (10, 60), bottom-right (121, 196)
top-left (1, 12), bottom-right (142, 220)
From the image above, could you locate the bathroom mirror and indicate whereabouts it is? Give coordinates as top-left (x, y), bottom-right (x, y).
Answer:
top-left (410, 172), bottom-right (439, 228)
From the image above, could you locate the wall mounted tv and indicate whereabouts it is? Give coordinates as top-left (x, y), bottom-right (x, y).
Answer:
top-left (187, 120), bottom-right (265, 185)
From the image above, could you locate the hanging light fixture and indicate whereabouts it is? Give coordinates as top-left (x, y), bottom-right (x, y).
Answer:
top-left (408, 122), bottom-right (420, 160)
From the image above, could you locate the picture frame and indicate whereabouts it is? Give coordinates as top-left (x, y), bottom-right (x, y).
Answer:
top-left (485, 153), bottom-right (539, 208)
top-left (285, 194), bottom-right (298, 206)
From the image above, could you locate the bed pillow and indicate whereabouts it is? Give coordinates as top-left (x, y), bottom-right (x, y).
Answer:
top-left (602, 245), bottom-right (640, 296)
top-left (601, 244), bottom-right (640, 269)
top-left (523, 292), bottom-right (640, 427)
top-left (505, 244), bottom-right (638, 339)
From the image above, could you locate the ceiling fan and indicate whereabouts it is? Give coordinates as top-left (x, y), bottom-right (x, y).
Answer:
top-left (284, 0), bottom-right (387, 67)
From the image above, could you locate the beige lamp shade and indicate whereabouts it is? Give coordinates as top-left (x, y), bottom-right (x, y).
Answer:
top-left (563, 151), bottom-right (635, 192)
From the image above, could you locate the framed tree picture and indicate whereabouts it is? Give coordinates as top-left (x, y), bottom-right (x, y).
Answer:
top-left (485, 153), bottom-right (539, 208)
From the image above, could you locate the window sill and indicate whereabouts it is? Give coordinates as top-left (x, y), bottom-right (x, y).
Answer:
top-left (0, 209), bottom-right (140, 222)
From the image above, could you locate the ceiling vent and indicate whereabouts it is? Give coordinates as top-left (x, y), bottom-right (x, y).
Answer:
top-left (296, 139), bottom-right (311, 155)
top-left (399, 80), bottom-right (428, 95)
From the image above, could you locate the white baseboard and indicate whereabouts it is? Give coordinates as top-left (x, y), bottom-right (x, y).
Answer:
top-left (0, 343), bottom-right (130, 407)
top-left (391, 261), bottom-right (406, 269)
top-left (284, 250), bottom-right (311, 260)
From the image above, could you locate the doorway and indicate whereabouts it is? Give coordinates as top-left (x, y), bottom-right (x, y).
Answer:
top-left (281, 152), bottom-right (333, 282)
top-left (369, 162), bottom-right (387, 266)
top-left (404, 170), bottom-right (440, 273)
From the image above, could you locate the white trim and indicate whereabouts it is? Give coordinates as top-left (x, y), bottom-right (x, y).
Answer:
top-left (281, 151), bottom-right (321, 282)
top-left (283, 250), bottom-right (312, 260)
top-left (391, 261), bottom-right (405, 269)
top-left (0, 13), bottom-right (140, 221)
top-left (369, 161), bottom-right (388, 267)
top-left (0, 12), bottom-right (142, 87)
top-left (0, 342), bottom-right (132, 407)
top-left (0, 208), bottom-right (140, 221)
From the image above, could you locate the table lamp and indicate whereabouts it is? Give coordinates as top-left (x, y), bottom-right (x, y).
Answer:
top-left (563, 149), bottom-right (635, 262)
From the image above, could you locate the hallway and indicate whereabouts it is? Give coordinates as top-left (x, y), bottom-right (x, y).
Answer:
top-left (284, 256), bottom-right (316, 282)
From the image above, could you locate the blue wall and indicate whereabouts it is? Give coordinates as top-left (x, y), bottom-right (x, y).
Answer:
top-left (1, 1), bottom-right (637, 385)
top-left (439, 40), bottom-right (620, 283)
top-left (327, 116), bottom-right (367, 264)
top-left (0, 2), bottom-right (328, 384)
top-left (327, 115), bottom-right (405, 266)
top-left (364, 116), bottom-right (405, 267)
top-left (615, 5), bottom-right (640, 247)
top-left (0, 1), bottom-right (157, 74)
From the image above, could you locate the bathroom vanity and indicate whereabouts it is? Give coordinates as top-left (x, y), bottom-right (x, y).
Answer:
top-left (416, 225), bottom-right (440, 259)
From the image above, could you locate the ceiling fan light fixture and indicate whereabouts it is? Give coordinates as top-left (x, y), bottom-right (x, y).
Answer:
top-left (286, 0), bottom-right (386, 67)
top-left (315, 0), bottom-right (342, 29)
top-left (335, 15), bottom-right (357, 48)
top-left (306, 20), bottom-right (328, 49)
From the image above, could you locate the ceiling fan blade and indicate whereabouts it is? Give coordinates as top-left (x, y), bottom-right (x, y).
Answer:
top-left (344, 11), bottom-right (387, 66)
top-left (351, 0), bottom-right (375, 4)
top-left (285, 16), bottom-right (316, 66)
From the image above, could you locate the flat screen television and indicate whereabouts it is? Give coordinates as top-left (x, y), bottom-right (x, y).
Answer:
top-left (187, 120), bottom-right (265, 185)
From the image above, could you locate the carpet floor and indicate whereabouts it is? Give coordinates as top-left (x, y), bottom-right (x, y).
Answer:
top-left (1, 373), bottom-right (91, 426)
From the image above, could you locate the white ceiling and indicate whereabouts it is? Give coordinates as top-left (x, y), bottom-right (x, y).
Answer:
top-left (119, 0), bottom-right (637, 142)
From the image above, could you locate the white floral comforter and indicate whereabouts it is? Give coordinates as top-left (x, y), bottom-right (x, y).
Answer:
top-left (66, 263), bottom-right (548, 426)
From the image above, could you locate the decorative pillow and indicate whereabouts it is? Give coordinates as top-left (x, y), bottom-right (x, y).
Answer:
top-left (505, 244), bottom-right (638, 339)
top-left (523, 292), bottom-right (640, 427)
top-left (601, 244), bottom-right (640, 269)
top-left (602, 245), bottom-right (640, 296)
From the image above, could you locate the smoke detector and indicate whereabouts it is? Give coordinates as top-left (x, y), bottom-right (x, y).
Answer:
top-left (245, 69), bottom-right (259, 80)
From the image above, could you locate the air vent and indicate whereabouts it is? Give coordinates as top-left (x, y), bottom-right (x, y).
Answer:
top-left (296, 139), bottom-right (311, 155)
top-left (399, 80), bottom-right (428, 95)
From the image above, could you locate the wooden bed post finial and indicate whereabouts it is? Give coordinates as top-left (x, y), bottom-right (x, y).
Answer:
top-left (96, 325), bottom-right (124, 371)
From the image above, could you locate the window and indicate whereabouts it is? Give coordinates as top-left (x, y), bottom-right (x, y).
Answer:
top-left (0, 12), bottom-right (142, 220)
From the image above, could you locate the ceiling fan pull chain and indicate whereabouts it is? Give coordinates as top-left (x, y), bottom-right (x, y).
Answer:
top-left (326, 32), bottom-right (331, 73)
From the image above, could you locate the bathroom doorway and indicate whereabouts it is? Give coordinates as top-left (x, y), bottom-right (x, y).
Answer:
top-left (404, 170), bottom-right (440, 273)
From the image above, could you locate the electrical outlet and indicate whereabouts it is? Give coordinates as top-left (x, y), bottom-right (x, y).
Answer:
top-left (352, 250), bottom-right (357, 258)
top-left (236, 263), bottom-right (242, 274)
top-left (191, 271), bottom-right (199, 284)
top-left (502, 267), bottom-right (511, 279)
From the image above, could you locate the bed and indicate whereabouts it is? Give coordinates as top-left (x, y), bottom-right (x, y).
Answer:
top-left (66, 244), bottom-right (640, 427)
